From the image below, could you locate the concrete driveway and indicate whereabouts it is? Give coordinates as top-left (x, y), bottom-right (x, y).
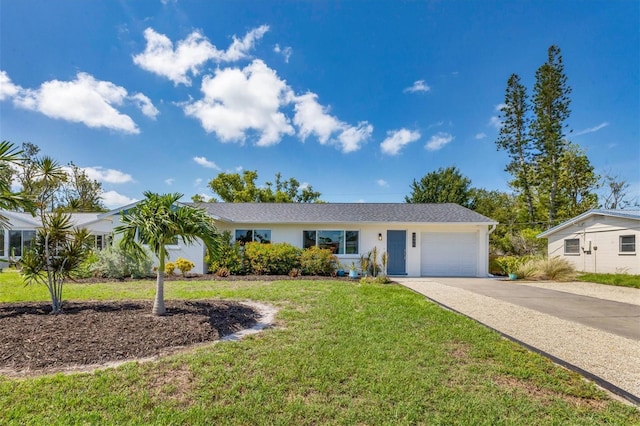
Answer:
top-left (394, 277), bottom-right (640, 404)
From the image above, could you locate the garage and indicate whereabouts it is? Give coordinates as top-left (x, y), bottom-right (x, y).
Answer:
top-left (420, 232), bottom-right (478, 276)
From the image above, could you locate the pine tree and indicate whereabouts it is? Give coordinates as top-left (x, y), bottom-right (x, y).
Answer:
top-left (530, 45), bottom-right (572, 227)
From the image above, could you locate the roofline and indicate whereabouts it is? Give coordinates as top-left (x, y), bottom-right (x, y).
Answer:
top-left (538, 209), bottom-right (640, 238)
top-left (212, 218), bottom-right (498, 226)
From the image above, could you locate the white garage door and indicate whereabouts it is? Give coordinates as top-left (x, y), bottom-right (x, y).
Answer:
top-left (421, 232), bottom-right (478, 277)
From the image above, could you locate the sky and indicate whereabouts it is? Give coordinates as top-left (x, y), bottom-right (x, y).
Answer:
top-left (1, 0), bottom-right (638, 209)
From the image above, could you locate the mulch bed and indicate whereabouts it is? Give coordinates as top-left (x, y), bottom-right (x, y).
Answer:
top-left (0, 299), bottom-right (260, 374)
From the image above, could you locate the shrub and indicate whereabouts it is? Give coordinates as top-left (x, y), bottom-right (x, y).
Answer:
top-left (243, 242), bottom-right (301, 275)
top-left (91, 244), bottom-right (153, 279)
top-left (215, 267), bottom-right (230, 277)
top-left (300, 246), bottom-right (338, 276)
top-left (206, 231), bottom-right (246, 275)
top-left (289, 268), bottom-right (300, 277)
top-left (495, 256), bottom-right (525, 276)
top-left (175, 257), bottom-right (195, 276)
top-left (165, 262), bottom-right (176, 275)
top-left (536, 256), bottom-right (576, 281)
top-left (516, 257), bottom-right (540, 280)
top-left (76, 249), bottom-right (100, 278)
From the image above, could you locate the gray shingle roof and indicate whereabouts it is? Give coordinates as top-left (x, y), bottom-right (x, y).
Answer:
top-left (190, 203), bottom-right (496, 224)
top-left (538, 208), bottom-right (640, 238)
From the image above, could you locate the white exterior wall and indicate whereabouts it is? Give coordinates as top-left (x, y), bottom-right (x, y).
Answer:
top-left (546, 216), bottom-right (639, 274)
top-left (216, 222), bottom-right (492, 277)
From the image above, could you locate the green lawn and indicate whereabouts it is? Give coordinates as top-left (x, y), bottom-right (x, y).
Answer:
top-left (577, 272), bottom-right (640, 289)
top-left (1, 270), bottom-right (638, 424)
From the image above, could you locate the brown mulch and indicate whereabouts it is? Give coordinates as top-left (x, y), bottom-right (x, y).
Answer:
top-left (0, 299), bottom-right (260, 375)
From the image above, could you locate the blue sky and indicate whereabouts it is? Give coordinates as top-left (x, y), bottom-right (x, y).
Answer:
top-left (1, 0), bottom-right (638, 209)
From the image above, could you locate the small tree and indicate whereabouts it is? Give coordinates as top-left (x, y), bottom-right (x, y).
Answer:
top-left (115, 192), bottom-right (221, 316)
top-left (21, 211), bottom-right (92, 313)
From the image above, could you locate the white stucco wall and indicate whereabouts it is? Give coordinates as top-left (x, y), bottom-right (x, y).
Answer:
top-left (546, 215), bottom-right (639, 275)
top-left (216, 222), bottom-right (492, 277)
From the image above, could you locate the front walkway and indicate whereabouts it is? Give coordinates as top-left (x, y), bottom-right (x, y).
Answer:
top-left (394, 277), bottom-right (640, 404)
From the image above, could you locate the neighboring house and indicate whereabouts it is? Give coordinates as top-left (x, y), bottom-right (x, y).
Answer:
top-left (1, 203), bottom-right (498, 278)
top-left (538, 209), bottom-right (640, 275)
top-left (0, 210), bottom-right (114, 260)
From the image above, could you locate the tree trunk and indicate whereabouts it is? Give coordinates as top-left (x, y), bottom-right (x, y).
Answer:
top-left (153, 251), bottom-right (166, 316)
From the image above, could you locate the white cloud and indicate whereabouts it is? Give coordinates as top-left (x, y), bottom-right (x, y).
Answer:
top-left (495, 103), bottom-right (507, 112)
top-left (101, 190), bottom-right (138, 209)
top-left (82, 166), bottom-right (134, 184)
top-left (130, 93), bottom-right (159, 119)
top-left (403, 80), bottom-right (430, 93)
top-left (425, 132), bottom-right (454, 151)
top-left (184, 59), bottom-right (295, 146)
top-left (0, 71), bottom-right (20, 101)
top-left (376, 179), bottom-right (389, 187)
top-left (274, 44), bottom-right (293, 63)
top-left (380, 128), bottom-right (421, 155)
top-left (133, 26), bottom-right (269, 86)
top-left (293, 92), bottom-right (372, 153)
top-left (9, 72), bottom-right (155, 134)
top-left (223, 25), bottom-right (269, 62)
top-left (193, 156), bottom-right (220, 169)
top-left (475, 132), bottom-right (487, 140)
top-left (165, 178), bottom-right (175, 185)
top-left (575, 121), bottom-right (610, 136)
top-left (488, 116), bottom-right (502, 129)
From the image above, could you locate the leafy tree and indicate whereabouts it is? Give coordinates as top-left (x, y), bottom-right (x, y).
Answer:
top-left (60, 162), bottom-right (106, 212)
top-left (556, 142), bottom-right (599, 217)
top-left (531, 45), bottom-right (572, 226)
top-left (496, 74), bottom-right (536, 223)
top-left (114, 192), bottom-right (221, 315)
top-left (208, 170), bottom-right (322, 203)
top-left (405, 166), bottom-right (473, 207)
top-left (21, 211), bottom-right (93, 313)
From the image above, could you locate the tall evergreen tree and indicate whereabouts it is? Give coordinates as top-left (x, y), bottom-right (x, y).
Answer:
top-left (530, 45), bottom-right (572, 227)
top-left (496, 74), bottom-right (536, 223)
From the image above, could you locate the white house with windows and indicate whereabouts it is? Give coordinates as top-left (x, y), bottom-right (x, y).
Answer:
top-left (195, 203), bottom-right (497, 277)
top-left (538, 209), bottom-right (640, 275)
top-left (0, 211), bottom-right (113, 262)
top-left (1, 203), bottom-right (498, 278)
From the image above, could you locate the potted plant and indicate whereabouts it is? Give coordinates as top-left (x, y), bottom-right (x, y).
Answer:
top-left (348, 262), bottom-right (358, 279)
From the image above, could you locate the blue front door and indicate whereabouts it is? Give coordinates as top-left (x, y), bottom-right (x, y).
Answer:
top-left (387, 230), bottom-right (406, 275)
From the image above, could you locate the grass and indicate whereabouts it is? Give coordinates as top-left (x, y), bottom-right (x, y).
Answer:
top-left (577, 272), bottom-right (640, 289)
top-left (1, 270), bottom-right (638, 424)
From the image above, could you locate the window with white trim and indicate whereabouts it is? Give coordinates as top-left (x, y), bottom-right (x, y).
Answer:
top-left (303, 230), bottom-right (359, 254)
top-left (564, 238), bottom-right (580, 255)
top-left (620, 235), bottom-right (636, 254)
top-left (235, 229), bottom-right (271, 244)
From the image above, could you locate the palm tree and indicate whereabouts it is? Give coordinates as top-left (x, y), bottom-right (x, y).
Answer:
top-left (114, 192), bottom-right (221, 316)
top-left (21, 211), bottom-right (93, 313)
top-left (0, 141), bottom-right (35, 225)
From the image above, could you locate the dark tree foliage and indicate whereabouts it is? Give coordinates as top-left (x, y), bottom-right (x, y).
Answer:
top-left (405, 166), bottom-right (473, 208)
top-left (208, 170), bottom-right (322, 203)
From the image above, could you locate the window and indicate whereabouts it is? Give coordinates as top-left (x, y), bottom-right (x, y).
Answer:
top-left (235, 229), bottom-right (271, 244)
top-left (620, 235), bottom-right (636, 253)
top-left (564, 238), bottom-right (580, 255)
top-left (9, 230), bottom-right (37, 257)
top-left (303, 230), bottom-right (359, 254)
top-left (0, 230), bottom-right (4, 257)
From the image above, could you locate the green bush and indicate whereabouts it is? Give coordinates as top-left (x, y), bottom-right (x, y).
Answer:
top-left (300, 246), bottom-right (338, 276)
top-left (243, 242), bottom-right (301, 275)
top-left (207, 231), bottom-right (246, 275)
top-left (75, 249), bottom-right (100, 278)
top-left (495, 256), bottom-right (525, 276)
top-left (91, 244), bottom-right (153, 279)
